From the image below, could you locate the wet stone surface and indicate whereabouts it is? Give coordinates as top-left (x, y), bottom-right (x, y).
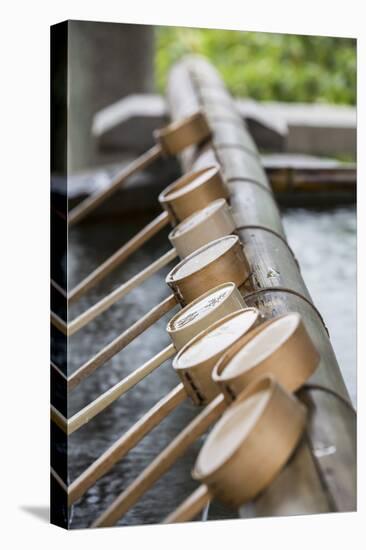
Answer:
top-left (67, 205), bottom-right (356, 528)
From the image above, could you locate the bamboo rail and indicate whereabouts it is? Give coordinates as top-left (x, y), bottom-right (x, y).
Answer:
top-left (267, 165), bottom-right (356, 194)
top-left (166, 56), bottom-right (356, 516)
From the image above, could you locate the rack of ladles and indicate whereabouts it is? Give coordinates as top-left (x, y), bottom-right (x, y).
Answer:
top-left (51, 111), bottom-right (322, 527)
top-left (90, 305), bottom-right (318, 527)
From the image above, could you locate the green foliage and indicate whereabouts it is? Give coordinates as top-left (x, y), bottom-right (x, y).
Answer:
top-left (155, 27), bottom-right (356, 105)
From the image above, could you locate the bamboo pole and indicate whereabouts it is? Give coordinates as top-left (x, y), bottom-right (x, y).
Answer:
top-left (268, 165), bottom-right (356, 194)
top-left (68, 249), bottom-right (177, 335)
top-left (68, 344), bottom-right (175, 434)
top-left (163, 485), bottom-right (211, 524)
top-left (68, 211), bottom-right (170, 303)
top-left (51, 311), bottom-right (68, 335)
top-left (68, 144), bottom-right (162, 226)
top-left (67, 294), bottom-right (177, 391)
top-left (91, 394), bottom-right (226, 528)
top-left (50, 405), bottom-right (67, 433)
top-left (68, 384), bottom-right (187, 505)
top-left (167, 56), bottom-right (356, 515)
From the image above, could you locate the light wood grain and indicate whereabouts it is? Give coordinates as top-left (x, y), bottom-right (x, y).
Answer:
top-left (68, 211), bottom-right (170, 303)
top-left (68, 344), bottom-right (175, 434)
top-left (68, 144), bottom-right (162, 225)
top-left (68, 294), bottom-right (177, 391)
top-left (50, 405), bottom-right (67, 433)
top-left (159, 166), bottom-right (228, 224)
top-left (163, 485), bottom-right (211, 523)
top-left (166, 235), bottom-right (250, 306)
top-left (68, 384), bottom-right (187, 505)
top-left (68, 248), bottom-right (177, 335)
top-left (91, 394), bottom-right (226, 527)
top-left (50, 311), bottom-right (67, 335)
top-left (169, 199), bottom-right (235, 259)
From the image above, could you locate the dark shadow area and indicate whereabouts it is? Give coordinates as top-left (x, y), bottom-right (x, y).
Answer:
top-left (20, 506), bottom-right (50, 523)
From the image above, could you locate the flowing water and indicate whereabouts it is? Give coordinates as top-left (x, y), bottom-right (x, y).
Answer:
top-left (282, 207), bottom-right (356, 405)
top-left (67, 205), bottom-right (356, 528)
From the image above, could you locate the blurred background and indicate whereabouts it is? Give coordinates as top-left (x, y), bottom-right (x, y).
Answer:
top-left (156, 28), bottom-right (356, 104)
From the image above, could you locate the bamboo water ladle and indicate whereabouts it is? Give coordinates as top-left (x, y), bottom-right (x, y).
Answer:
top-left (68, 111), bottom-right (211, 226)
top-left (164, 375), bottom-right (307, 523)
top-left (68, 198), bottom-right (236, 336)
top-left (212, 311), bottom-right (320, 396)
top-left (67, 283), bottom-right (246, 434)
top-left (67, 164), bottom-right (226, 304)
top-left (68, 233), bottom-right (250, 390)
top-left (91, 312), bottom-right (319, 527)
top-left (68, 304), bottom-right (258, 506)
